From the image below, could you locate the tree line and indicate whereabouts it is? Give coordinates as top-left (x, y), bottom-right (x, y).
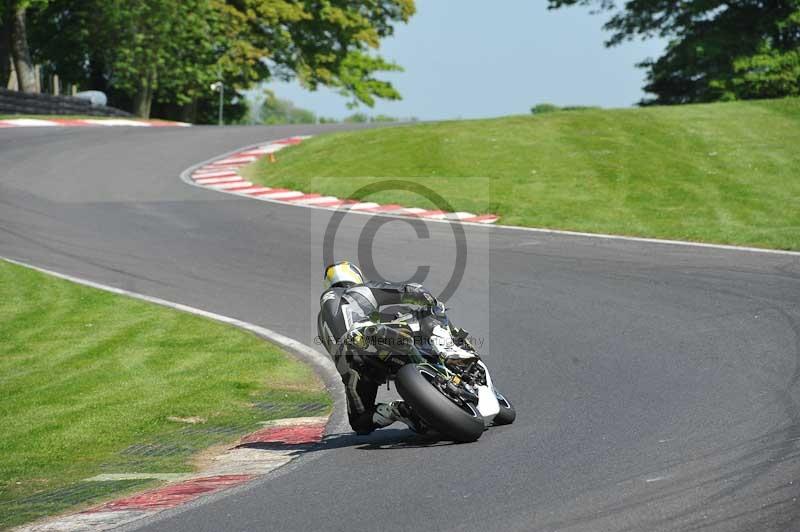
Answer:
top-left (549, 0), bottom-right (800, 104)
top-left (0, 0), bottom-right (415, 123)
top-left (253, 90), bottom-right (415, 124)
top-left (3, 0), bottom-right (795, 120)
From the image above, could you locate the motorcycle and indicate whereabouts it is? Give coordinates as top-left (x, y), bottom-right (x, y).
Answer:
top-left (341, 306), bottom-right (515, 442)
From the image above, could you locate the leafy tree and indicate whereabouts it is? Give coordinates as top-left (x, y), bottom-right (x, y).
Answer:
top-left (343, 111), bottom-right (369, 122)
top-left (328, 51), bottom-right (403, 108)
top-left (2, 0), bottom-right (49, 92)
top-left (259, 90), bottom-right (316, 124)
top-left (371, 114), bottom-right (399, 122)
top-left (31, 0), bottom-right (242, 119)
top-left (531, 103), bottom-right (600, 114)
top-left (103, 1), bottom-right (205, 117)
top-left (0, 4), bottom-right (10, 88)
top-left (340, 112), bottom-right (409, 122)
top-left (548, 0), bottom-right (800, 104)
top-left (726, 42), bottom-right (800, 99)
top-left (29, 0), bottom-right (112, 94)
top-left (27, 0), bottom-right (416, 120)
top-left (531, 103), bottom-right (560, 114)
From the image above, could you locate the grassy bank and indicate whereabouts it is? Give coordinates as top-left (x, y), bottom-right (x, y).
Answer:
top-left (243, 98), bottom-right (800, 250)
top-left (0, 261), bottom-right (329, 529)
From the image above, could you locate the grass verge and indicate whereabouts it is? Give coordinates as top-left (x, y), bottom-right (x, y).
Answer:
top-left (242, 97), bottom-right (800, 251)
top-left (0, 260), bottom-right (329, 529)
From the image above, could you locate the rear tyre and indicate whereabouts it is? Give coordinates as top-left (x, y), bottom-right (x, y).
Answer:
top-left (395, 364), bottom-right (485, 443)
top-left (493, 392), bottom-right (516, 426)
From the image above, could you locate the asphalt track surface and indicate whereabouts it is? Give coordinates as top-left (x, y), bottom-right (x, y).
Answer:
top-left (2, 125), bottom-right (800, 532)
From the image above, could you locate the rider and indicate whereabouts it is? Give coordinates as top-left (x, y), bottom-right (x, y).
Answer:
top-left (317, 261), bottom-right (444, 435)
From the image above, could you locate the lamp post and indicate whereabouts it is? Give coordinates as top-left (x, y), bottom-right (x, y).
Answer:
top-left (210, 81), bottom-right (224, 125)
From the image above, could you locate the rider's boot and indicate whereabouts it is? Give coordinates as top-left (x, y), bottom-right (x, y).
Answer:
top-left (373, 401), bottom-right (426, 433)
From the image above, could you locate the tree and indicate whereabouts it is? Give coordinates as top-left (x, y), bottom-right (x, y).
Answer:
top-left (28, 0), bottom-right (415, 120)
top-left (371, 114), bottom-right (400, 122)
top-left (105, 0), bottom-right (220, 117)
top-left (2, 0), bottom-right (48, 92)
top-left (726, 39), bottom-right (800, 99)
top-left (259, 91), bottom-right (316, 124)
top-left (343, 111), bottom-right (369, 122)
top-left (0, 3), bottom-right (10, 88)
top-left (548, 0), bottom-right (800, 104)
top-left (29, 0), bottom-right (110, 93)
top-left (30, 0), bottom-right (221, 116)
top-left (531, 103), bottom-right (560, 114)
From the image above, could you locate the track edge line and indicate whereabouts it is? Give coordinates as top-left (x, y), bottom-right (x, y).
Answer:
top-left (178, 140), bottom-right (800, 258)
top-left (1, 255), bottom-right (345, 531)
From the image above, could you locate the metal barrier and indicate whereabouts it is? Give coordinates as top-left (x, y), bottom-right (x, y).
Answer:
top-left (0, 88), bottom-right (131, 117)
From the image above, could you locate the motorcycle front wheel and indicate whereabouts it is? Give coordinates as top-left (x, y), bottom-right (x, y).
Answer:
top-left (493, 391), bottom-right (516, 426)
top-left (395, 364), bottom-right (485, 443)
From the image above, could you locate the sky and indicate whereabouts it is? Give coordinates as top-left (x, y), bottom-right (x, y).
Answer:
top-left (264, 0), bottom-right (666, 121)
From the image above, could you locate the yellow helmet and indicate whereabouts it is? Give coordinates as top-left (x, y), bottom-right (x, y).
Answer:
top-left (323, 261), bottom-right (364, 289)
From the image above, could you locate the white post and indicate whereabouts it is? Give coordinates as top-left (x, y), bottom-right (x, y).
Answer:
top-left (219, 82), bottom-right (224, 126)
top-left (8, 63), bottom-right (18, 90)
top-left (210, 81), bottom-right (224, 126)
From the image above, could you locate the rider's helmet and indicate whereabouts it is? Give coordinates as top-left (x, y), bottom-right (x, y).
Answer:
top-left (323, 261), bottom-right (364, 289)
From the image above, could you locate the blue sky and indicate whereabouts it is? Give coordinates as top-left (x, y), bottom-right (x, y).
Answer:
top-left (265, 0), bottom-right (665, 121)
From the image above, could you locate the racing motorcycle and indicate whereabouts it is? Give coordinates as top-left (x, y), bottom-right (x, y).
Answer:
top-left (343, 306), bottom-right (515, 442)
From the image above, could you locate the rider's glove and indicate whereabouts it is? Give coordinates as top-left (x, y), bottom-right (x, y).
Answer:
top-left (403, 283), bottom-right (435, 306)
top-left (350, 330), bottom-right (368, 350)
top-left (450, 326), bottom-right (474, 351)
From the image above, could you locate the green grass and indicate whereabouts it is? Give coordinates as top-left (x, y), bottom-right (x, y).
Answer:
top-left (242, 98), bottom-right (800, 250)
top-left (0, 261), bottom-right (329, 529)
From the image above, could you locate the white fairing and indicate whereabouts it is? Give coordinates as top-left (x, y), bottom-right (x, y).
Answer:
top-left (347, 318), bottom-right (505, 427)
top-left (430, 325), bottom-right (473, 359)
top-left (429, 326), bottom-right (501, 425)
top-left (475, 361), bottom-right (500, 424)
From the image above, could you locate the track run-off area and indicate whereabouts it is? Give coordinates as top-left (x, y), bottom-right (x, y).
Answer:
top-left (2, 124), bottom-right (800, 532)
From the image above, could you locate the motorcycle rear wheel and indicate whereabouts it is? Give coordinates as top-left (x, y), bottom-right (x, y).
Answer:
top-left (395, 364), bottom-right (485, 443)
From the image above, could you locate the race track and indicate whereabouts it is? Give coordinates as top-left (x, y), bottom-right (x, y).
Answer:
top-left (2, 125), bottom-right (800, 532)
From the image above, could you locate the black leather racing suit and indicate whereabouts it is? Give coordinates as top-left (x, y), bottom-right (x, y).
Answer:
top-left (317, 281), bottom-right (435, 434)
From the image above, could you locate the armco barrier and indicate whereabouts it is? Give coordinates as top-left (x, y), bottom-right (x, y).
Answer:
top-left (0, 88), bottom-right (132, 117)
